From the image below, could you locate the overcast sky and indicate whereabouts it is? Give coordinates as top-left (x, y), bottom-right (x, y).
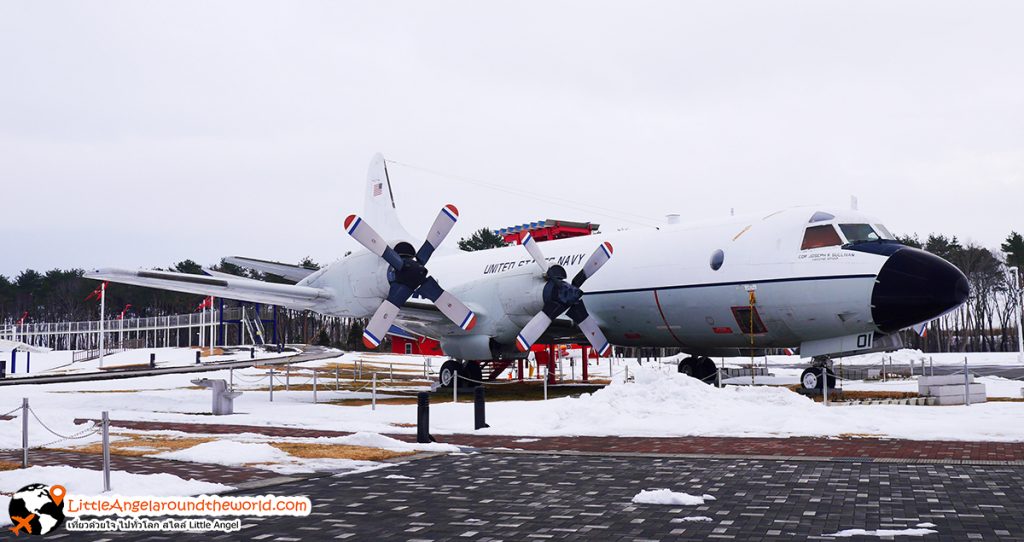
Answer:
top-left (2, 1), bottom-right (1022, 277)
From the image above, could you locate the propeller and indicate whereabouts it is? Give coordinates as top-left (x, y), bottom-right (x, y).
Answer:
top-left (344, 204), bottom-right (477, 349)
top-left (514, 232), bottom-right (614, 356)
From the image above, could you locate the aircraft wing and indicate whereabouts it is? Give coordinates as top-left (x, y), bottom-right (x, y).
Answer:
top-left (223, 256), bottom-right (318, 283)
top-left (84, 268), bottom-right (331, 309)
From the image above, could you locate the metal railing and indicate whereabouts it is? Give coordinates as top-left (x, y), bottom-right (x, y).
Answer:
top-left (5, 312), bottom-right (220, 339)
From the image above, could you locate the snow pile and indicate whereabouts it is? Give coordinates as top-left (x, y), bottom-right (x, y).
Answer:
top-left (545, 366), bottom-right (818, 437)
top-left (154, 435), bottom-right (457, 475)
top-left (156, 441), bottom-right (291, 466)
top-left (681, 516), bottom-right (713, 522)
top-left (317, 432), bottom-right (462, 453)
top-left (631, 488), bottom-right (716, 506)
top-left (838, 349), bottom-right (928, 367)
top-left (384, 474), bottom-right (414, 480)
top-left (0, 465), bottom-right (231, 525)
top-left (826, 527), bottom-right (937, 537)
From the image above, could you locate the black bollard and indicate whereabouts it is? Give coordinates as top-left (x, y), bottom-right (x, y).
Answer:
top-left (250, 347), bottom-right (255, 359)
top-left (277, 343), bottom-right (283, 354)
top-left (474, 386), bottom-right (489, 430)
top-left (149, 353), bottom-right (156, 368)
top-left (0, 359), bottom-right (6, 379)
top-left (416, 392), bottom-right (435, 443)
top-left (195, 351), bottom-right (201, 364)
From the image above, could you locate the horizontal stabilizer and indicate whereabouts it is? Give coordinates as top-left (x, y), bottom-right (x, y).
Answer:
top-left (223, 256), bottom-right (318, 283)
top-left (84, 268), bottom-right (330, 309)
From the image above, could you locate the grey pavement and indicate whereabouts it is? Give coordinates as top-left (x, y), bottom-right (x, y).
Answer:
top-left (60, 452), bottom-right (1024, 541)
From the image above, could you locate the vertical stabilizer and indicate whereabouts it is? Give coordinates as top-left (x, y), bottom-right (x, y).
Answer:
top-left (364, 153), bottom-right (413, 242)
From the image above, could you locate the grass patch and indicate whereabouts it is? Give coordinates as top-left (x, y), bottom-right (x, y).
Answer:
top-left (59, 434), bottom-right (214, 457)
top-left (0, 460), bottom-right (21, 471)
top-left (269, 442), bottom-right (413, 462)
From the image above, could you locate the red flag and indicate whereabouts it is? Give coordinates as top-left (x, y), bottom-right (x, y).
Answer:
top-left (17, 311), bottom-right (28, 325)
top-left (196, 296), bottom-right (213, 311)
top-left (85, 282), bottom-right (108, 302)
top-left (118, 304), bottom-right (132, 320)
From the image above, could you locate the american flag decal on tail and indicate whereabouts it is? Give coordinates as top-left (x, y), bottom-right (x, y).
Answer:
top-left (372, 182), bottom-right (383, 197)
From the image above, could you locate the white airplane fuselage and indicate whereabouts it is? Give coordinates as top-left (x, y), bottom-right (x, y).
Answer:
top-left (298, 206), bottom-right (967, 360)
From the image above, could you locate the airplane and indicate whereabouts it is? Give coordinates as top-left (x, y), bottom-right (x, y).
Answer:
top-left (86, 154), bottom-right (969, 391)
top-left (8, 513), bottom-right (35, 536)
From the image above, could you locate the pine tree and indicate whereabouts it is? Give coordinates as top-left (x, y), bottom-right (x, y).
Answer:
top-left (458, 228), bottom-right (508, 251)
top-left (1002, 232), bottom-right (1024, 269)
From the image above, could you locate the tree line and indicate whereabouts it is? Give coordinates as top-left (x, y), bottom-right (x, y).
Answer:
top-left (894, 231), bottom-right (1024, 353)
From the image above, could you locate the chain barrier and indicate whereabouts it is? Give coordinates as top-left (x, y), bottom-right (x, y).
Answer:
top-left (21, 406), bottom-right (102, 449)
top-left (0, 405), bottom-right (22, 418)
top-left (450, 374), bottom-right (546, 386)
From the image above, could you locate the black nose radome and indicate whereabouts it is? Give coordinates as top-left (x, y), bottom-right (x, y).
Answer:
top-left (871, 247), bottom-right (969, 333)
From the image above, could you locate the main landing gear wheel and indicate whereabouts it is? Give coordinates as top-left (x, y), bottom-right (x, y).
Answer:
top-left (678, 356), bottom-right (719, 385)
top-left (800, 367), bottom-right (837, 391)
top-left (461, 361), bottom-right (483, 386)
top-left (439, 360), bottom-right (460, 388)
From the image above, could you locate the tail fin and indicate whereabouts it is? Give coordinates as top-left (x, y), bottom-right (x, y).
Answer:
top-left (364, 153), bottom-right (413, 242)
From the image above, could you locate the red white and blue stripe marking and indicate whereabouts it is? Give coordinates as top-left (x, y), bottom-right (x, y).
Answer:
top-left (344, 215), bottom-right (361, 235)
top-left (460, 311), bottom-right (477, 331)
top-left (362, 329), bottom-right (381, 349)
top-left (515, 333), bottom-right (531, 352)
top-left (442, 204), bottom-right (459, 222)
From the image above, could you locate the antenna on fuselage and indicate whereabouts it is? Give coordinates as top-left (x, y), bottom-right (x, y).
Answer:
top-left (850, 195), bottom-right (858, 211)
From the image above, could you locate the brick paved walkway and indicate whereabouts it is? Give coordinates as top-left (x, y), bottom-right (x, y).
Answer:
top-left (0, 448), bottom-right (282, 487)
top-left (76, 417), bottom-right (1024, 463)
top-left (96, 453), bottom-right (1024, 541)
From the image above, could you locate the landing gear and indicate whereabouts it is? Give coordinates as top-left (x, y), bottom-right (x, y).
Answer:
top-left (461, 361), bottom-right (483, 385)
top-left (439, 360), bottom-right (460, 388)
top-left (438, 359), bottom-right (483, 388)
top-left (800, 357), bottom-right (836, 390)
top-left (677, 356), bottom-right (719, 385)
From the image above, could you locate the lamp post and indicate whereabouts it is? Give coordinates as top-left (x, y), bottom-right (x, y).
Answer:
top-left (1008, 267), bottom-right (1024, 363)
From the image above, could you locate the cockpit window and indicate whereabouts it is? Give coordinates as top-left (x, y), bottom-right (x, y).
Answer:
top-left (839, 224), bottom-right (880, 243)
top-left (874, 224), bottom-right (894, 240)
top-left (801, 225), bottom-right (843, 250)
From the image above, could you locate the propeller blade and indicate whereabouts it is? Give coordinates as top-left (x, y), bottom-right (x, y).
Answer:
top-left (344, 214), bottom-right (405, 270)
top-left (577, 313), bottom-right (612, 357)
top-left (416, 277), bottom-right (477, 330)
top-left (515, 311), bottom-right (552, 352)
top-left (362, 283), bottom-right (415, 349)
top-left (571, 242), bottom-right (613, 288)
top-left (520, 232), bottom-right (549, 274)
top-left (567, 300), bottom-right (612, 356)
top-left (416, 204), bottom-right (459, 264)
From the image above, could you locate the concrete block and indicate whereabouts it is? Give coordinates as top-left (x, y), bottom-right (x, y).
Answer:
top-left (933, 392), bottom-right (987, 405)
top-left (929, 383), bottom-right (986, 397)
top-left (918, 374), bottom-right (974, 395)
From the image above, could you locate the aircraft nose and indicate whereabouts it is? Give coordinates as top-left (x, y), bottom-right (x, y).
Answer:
top-left (871, 247), bottom-right (969, 333)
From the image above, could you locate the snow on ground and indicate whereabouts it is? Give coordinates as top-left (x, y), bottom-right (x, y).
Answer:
top-left (632, 489), bottom-right (716, 505)
top-left (0, 465), bottom-right (231, 526)
top-left (826, 527), bottom-right (938, 537)
top-left (5, 346), bottom-right (299, 378)
top-left (154, 440), bottom-right (383, 475)
top-left (317, 432), bottom-right (461, 453)
top-left (681, 516), bottom-right (713, 522)
top-left (3, 351), bottom-right (1024, 447)
top-left (151, 433), bottom-right (460, 475)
